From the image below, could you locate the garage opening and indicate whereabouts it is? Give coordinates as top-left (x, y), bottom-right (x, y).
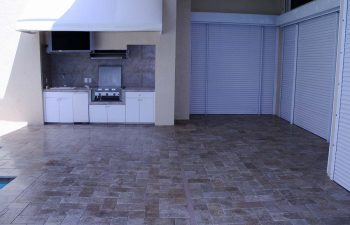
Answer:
top-left (190, 1), bottom-right (349, 192)
top-left (191, 10), bottom-right (338, 141)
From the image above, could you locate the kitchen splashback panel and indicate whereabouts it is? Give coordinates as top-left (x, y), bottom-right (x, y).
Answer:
top-left (44, 45), bottom-right (155, 88)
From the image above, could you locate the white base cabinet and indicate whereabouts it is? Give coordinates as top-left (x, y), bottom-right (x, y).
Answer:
top-left (44, 92), bottom-right (74, 123)
top-left (73, 92), bottom-right (89, 123)
top-left (89, 105), bottom-right (125, 123)
top-left (44, 91), bottom-right (154, 124)
top-left (44, 95), bottom-right (61, 123)
top-left (44, 91), bottom-right (88, 123)
top-left (126, 92), bottom-right (155, 123)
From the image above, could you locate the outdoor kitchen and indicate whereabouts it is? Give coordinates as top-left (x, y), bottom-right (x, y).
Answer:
top-left (40, 32), bottom-right (156, 124)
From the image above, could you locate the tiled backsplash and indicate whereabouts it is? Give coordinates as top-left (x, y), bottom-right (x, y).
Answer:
top-left (43, 45), bottom-right (155, 88)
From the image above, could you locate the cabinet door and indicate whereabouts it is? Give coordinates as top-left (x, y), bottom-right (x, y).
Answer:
top-left (89, 105), bottom-right (108, 123)
top-left (107, 105), bottom-right (126, 123)
top-left (73, 92), bottom-right (89, 123)
top-left (45, 97), bottom-right (60, 123)
top-left (125, 98), bottom-right (140, 123)
top-left (139, 97), bottom-right (155, 123)
top-left (59, 97), bottom-right (74, 123)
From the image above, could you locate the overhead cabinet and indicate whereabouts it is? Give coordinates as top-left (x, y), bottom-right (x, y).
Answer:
top-left (191, 23), bottom-right (277, 114)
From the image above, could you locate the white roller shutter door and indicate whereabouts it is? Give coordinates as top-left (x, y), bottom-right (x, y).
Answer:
top-left (190, 23), bottom-right (276, 115)
top-left (294, 13), bottom-right (339, 140)
top-left (190, 23), bottom-right (207, 114)
top-left (333, 5), bottom-right (350, 191)
top-left (261, 27), bottom-right (278, 114)
top-left (280, 25), bottom-right (298, 122)
top-left (207, 24), bottom-right (262, 114)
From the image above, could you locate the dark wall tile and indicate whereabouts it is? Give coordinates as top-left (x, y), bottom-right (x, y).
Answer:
top-left (43, 45), bottom-right (155, 88)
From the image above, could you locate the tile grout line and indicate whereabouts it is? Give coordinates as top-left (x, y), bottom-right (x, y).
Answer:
top-left (9, 173), bottom-right (46, 224)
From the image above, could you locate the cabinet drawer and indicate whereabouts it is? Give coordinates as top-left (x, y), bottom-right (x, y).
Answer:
top-left (125, 92), bottom-right (154, 98)
top-left (44, 92), bottom-right (73, 99)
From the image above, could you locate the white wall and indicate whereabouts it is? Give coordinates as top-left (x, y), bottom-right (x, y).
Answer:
top-left (155, 0), bottom-right (177, 125)
top-left (175, 0), bottom-right (191, 120)
top-left (0, 0), bottom-right (43, 125)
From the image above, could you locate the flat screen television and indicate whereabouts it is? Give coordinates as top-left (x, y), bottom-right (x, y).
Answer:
top-left (48, 31), bottom-right (93, 52)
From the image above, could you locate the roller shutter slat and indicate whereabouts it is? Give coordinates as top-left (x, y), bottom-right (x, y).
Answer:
top-left (294, 13), bottom-right (338, 140)
top-left (207, 24), bottom-right (262, 114)
top-left (280, 25), bottom-right (298, 122)
top-left (262, 27), bottom-right (277, 114)
top-left (190, 24), bottom-right (207, 114)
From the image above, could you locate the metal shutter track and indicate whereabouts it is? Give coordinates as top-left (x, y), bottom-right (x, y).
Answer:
top-left (280, 25), bottom-right (298, 122)
top-left (207, 24), bottom-right (262, 114)
top-left (334, 5), bottom-right (350, 191)
top-left (294, 13), bottom-right (338, 140)
top-left (190, 23), bottom-right (207, 114)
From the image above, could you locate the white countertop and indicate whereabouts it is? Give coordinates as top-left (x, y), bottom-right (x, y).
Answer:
top-left (43, 87), bottom-right (155, 92)
top-left (43, 87), bottom-right (91, 92)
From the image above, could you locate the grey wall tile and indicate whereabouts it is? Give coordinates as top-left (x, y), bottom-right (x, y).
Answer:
top-left (43, 45), bottom-right (155, 88)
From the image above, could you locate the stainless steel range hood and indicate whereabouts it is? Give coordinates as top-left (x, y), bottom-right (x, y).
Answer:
top-left (90, 50), bottom-right (128, 60)
top-left (16, 0), bottom-right (163, 33)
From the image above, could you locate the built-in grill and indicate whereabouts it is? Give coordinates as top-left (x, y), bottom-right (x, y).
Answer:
top-left (93, 88), bottom-right (120, 102)
top-left (92, 66), bottom-right (122, 102)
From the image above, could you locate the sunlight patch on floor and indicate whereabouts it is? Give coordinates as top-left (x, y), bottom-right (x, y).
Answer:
top-left (0, 121), bottom-right (27, 137)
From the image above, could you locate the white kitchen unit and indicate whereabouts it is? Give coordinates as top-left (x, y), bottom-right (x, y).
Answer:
top-left (44, 91), bottom-right (89, 123)
top-left (125, 92), bottom-right (155, 123)
top-left (44, 92), bottom-right (73, 123)
top-left (89, 105), bottom-right (125, 123)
